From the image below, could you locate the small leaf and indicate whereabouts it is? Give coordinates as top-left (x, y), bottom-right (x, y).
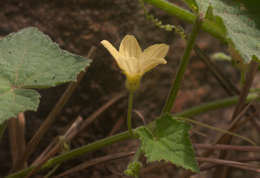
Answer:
top-left (136, 114), bottom-right (199, 172)
top-left (0, 27), bottom-right (91, 124)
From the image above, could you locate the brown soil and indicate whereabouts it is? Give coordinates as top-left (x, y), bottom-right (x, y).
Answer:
top-left (0, 0), bottom-right (259, 178)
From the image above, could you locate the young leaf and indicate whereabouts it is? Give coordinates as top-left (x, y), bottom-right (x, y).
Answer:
top-left (124, 161), bottom-right (142, 178)
top-left (136, 114), bottom-right (199, 172)
top-left (194, 0), bottom-right (260, 63)
top-left (0, 27), bottom-right (91, 124)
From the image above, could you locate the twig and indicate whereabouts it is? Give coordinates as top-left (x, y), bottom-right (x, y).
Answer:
top-left (33, 116), bottom-right (83, 165)
top-left (199, 157), bottom-right (260, 172)
top-left (197, 157), bottom-right (260, 173)
top-left (179, 116), bottom-right (256, 145)
top-left (34, 92), bottom-right (126, 163)
top-left (27, 116), bottom-right (84, 178)
top-left (76, 91), bottom-right (127, 138)
top-left (134, 110), bottom-right (146, 125)
top-left (28, 92), bottom-right (126, 177)
top-left (237, 157), bottom-right (260, 162)
top-left (195, 44), bottom-right (260, 134)
top-left (194, 45), bottom-right (239, 95)
top-left (43, 164), bottom-right (60, 178)
top-left (54, 152), bottom-right (135, 178)
top-left (25, 138), bottom-right (64, 178)
top-left (209, 102), bottom-right (254, 147)
top-left (140, 156), bottom-right (260, 176)
top-left (7, 93), bottom-right (260, 178)
top-left (109, 116), bottom-right (125, 136)
top-left (194, 144), bottom-right (260, 152)
top-left (213, 60), bottom-right (258, 178)
top-left (180, 44), bottom-right (260, 178)
top-left (8, 113), bottom-right (27, 171)
top-left (248, 114), bottom-right (260, 134)
top-left (12, 46), bottom-right (96, 171)
top-left (232, 61), bottom-right (258, 119)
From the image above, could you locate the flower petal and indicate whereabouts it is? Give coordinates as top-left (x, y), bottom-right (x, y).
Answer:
top-left (141, 58), bottom-right (167, 74)
top-left (119, 35), bottom-right (142, 58)
top-left (101, 40), bottom-right (128, 72)
top-left (101, 40), bottom-right (120, 60)
top-left (141, 44), bottom-right (169, 60)
top-left (140, 44), bottom-right (169, 73)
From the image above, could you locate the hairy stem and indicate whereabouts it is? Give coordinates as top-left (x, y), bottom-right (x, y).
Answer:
top-left (143, 0), bottom-right (226, 41)
top-left (162, 15), bottom-right (202, 114)
top-left (6, 91), bottom-right (260, 178)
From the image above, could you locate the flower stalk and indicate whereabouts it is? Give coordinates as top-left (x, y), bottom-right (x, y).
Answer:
top-left (127, 91), bottom-right (135, 137)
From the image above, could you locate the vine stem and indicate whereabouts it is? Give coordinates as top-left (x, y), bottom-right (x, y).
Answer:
top-left (161, 15), bottom-right (203, 114)
top-left (6, 91), bottom-right (260, 178)
top-left (143, 0), bottom-right (226, 42)
top-left (127, 91), bottom-right (135, 137)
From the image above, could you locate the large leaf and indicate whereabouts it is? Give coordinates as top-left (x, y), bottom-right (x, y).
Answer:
top-left (193, 0), bottom-right (260, 63)
top-left (136, 114), bottom-right (199, 172)
top-left (0, 27), bottom-right (91, 124)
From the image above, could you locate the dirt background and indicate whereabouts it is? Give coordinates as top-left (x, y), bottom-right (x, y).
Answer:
top-left (0, 0), bottom-right (259, 178)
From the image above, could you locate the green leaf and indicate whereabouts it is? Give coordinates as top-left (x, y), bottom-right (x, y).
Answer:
top-left (136, 114), bottom-right (199, 172)
top-left (0, 27), bottom-right (91, 124)
top-left (194, 0), bottom-right (260, 63)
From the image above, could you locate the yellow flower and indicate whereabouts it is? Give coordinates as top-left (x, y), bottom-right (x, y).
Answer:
top-left (101, 35), bottom-right (169, 91)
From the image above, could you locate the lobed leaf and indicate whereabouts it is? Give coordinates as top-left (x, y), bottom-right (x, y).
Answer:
top-left (136, 114), bottom-right (199, 172)
top-left (0, 27), bottom-right (91, 124)
top-left (193, 0), bottom-right (260, 63)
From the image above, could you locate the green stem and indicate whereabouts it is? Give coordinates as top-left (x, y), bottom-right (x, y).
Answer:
top-left (133, 147), bottom-right (142, 162)
top-left (143, 0), bottom-right (226, 42)
top-left (127, 91), bottom-right (135, 137)
top-left (174, 92), bottom-right (259, 118)
top-left (6, 92), bottom-right (260, 178)
top-left (162, 15), bottom-right (203, 114)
